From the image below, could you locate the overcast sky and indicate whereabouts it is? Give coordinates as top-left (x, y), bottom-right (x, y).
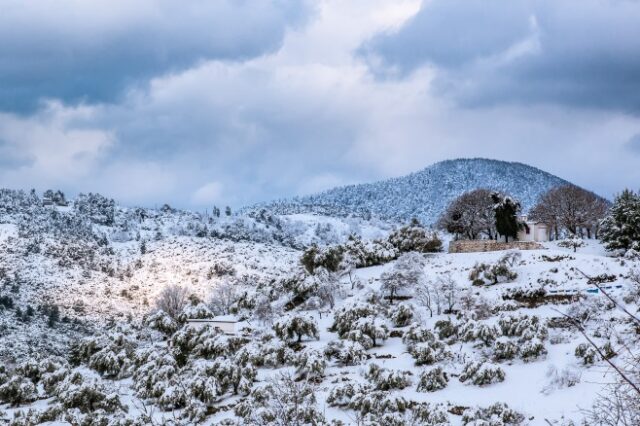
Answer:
top-left (0, 0), bottom-right (639, 209)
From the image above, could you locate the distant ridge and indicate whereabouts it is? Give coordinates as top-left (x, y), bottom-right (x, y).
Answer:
top-left (250, 158), bottom-right (578, 224)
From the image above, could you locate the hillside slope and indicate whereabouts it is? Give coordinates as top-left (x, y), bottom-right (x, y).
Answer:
top-left (253, 158), bottom-right (575, 224)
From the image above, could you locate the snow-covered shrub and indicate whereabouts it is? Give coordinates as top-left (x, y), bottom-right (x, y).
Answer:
top-left (520, 339), bottom-right (548, 362)
top-left (69, 327), bottom-right (136, 378)
top-left (389, 302), bottom-right (414, 327)
top-left (170, 323), bottom-right (244, 364)
top-left (387, 219), bottom-right (443, 253)
top-left (324, 340), bottom-right (369, 366)
top-left (462, 402), bottom-right (525, 425)
top-left (469, 260), bottom-right (518, 286)
top-left (0, 377), bottom-right (37, 406)
top-left (364, 363), bottom-right (412, 391)
top-left (146, 309), bottom-right (179, 335)
top-left (498, 314), bottom-right (548, 342)
top-left (558, 237), bottom-right (586, 252)
top-left (56, 375), bottom-right (124, 414)
top-left (342, 235), bottom-right (398, 267)
top-left (132, 348), bottom-right (179, 402)
top-left (434, 318), bottom-right (461, 343)
top-left (326, 382), bottom-right (367, 408)
top-left (178, 302), bottom-right (214, 322)
top-left (575, 343), bottom-right (598, 365)
top-left (345, 316), bottom-right (389, 348)
top-left (235, 373), bottom-right (324, 425)
top-left (402, 323), bottom-right (436, 345)
top-left (350, 390), bottom-right (411, 416)
top-left (542, 365), bottom-right (581, 394)
top-left (499, 251), bottom-right (522, 267)
top-left (380, 252), bottom-right (426, 304)
top-left (300, 244), bottom-right (344, 274)
top-left (330, 302), bottom-right (379, 337)
top-left (410, 402), bottom-right (450, 425)
top-left (408, 341), bottom-right (450, 366)
top-left (236, 335), bottom-right (295, 368)
top-left (273, 313), bottom-right (319, 343)
top-left (462, 322), bottom-right (501, 347)
top-left (492, 339), bottom-right (520, 361)
top-left (417, 367), bottom-right (449, 392)
top-left (459, 362), bottom-right (506, 386)
top-left (293, 349), bottom-right (327, 381)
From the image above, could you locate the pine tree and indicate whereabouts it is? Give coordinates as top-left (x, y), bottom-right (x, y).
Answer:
top-left (600, 189), bottom-right (640, 252)
top-left (492, 193), bottom-right (521, 243)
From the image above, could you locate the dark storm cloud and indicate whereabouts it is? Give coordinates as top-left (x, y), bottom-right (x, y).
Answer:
top-left (0, 0), bottom-right (312, 113)
top-left (361, 0), bottom-right (640, 112)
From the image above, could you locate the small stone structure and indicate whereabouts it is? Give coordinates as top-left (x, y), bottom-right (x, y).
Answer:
top-left (449, 240), bottom-right (544, 253)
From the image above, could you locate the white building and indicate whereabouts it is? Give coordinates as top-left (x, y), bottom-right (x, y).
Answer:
top-left (186, 315), bottom-right (244, 336)
top-left (518, 215), bottom-right (550, 242)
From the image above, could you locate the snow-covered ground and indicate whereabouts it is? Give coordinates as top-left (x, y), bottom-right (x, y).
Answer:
top-left (1, 192), bottom-right (638, 425)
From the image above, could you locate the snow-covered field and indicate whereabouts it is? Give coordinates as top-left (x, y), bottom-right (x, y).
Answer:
top-left (1, 191), bottom-right (639, 425)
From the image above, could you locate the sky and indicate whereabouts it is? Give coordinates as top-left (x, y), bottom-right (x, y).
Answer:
top-left (0, 0), bottom-right (639, 209)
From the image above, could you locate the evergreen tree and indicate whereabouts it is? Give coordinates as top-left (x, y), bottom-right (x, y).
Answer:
top-left (491, 193), bottom-right (521, 243)
top-left (225, 206), bottom-right (232, 216)
top-left (600, 189), bottom-right (640, 252)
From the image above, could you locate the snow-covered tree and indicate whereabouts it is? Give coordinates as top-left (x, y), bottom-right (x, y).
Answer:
top-left (492, 192), bottom-right (521, 242)
top-left (273, 313), bottom-right (319, 343)
top-left (438, 188), bottom-right (497, 240)
top-left (600, 189), bottom-right (640, 252)
top-left (388, 219), bottom-right (443, 254)
top-left (558, 236), bottom-right (586, 252)
top-left (381, 252), bottom-right (426, 304)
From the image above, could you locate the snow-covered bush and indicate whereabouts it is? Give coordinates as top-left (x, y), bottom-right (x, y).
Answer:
top-left (459, 361), bottom-right (506, 386)
top-left (389, 302), bottom-right (414, 327)
top-left (178, 302), bottom-right (214, 322)
top-left (542, 365), bottom-right (581, 394)
top-left (380, 252), bottom-right (426, 304)
top-left (469, 260), bottom-right (518, 286)
top-left (462, 322), bottom-right (501, 347)
top-left (330, 301), bottom-right (379, 337)
top-left (346, 316), bottom-right (389, 348)
top-left (146, 309), bottom-right (179, 335)
top-left (408, 341), bottom-right (451, 366)
top-left (387, 219), bottom-right (443, 253)
top-left (273, 313), bottom-right (319, 343)
top-left (56, 374), bottom-right (124, 414)
top-left (520, 338), bottom-right (548, 362)
top-left (236, 335), bottom-right (295, 368)
top-left (0, 377), bottom-right (37, 406)
top-left (364, 363), bottom-right (412, 391)
top-left (235, 373), bottom-right (324, 425)
top-left (324, 340), bottom-right (369, 366)
top-left (492, 338), bottom-right (520, 361)
top-left (410, 402), bottom-right (450, 425)
top-left (69, 327), bottom-right (137, 379)
top-left (434, 318), bottom-right (461, 343)
top-left (462, 402), bottom-right (525, 425)
top-left (402, 323), bottom-right (436, 345)
top-left (326, 382), bottom-right (367, 408)
top-left (558, 237), bottom-right (586, 252)
top-left (498, 314), bottom-right (548, 342)
top-left (575, 343), bottom-right (598, 365)
top-left (417, 367), bottom-right (449, 392)
top-left (293, 349), bottom-right (327, 381)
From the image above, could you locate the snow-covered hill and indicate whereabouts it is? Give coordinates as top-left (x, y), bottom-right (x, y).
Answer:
top-left (251, 158), bottom-right (577, 224)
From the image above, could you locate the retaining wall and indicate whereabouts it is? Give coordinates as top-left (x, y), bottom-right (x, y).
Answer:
top-left (448, 240), bottom-right (544, 253)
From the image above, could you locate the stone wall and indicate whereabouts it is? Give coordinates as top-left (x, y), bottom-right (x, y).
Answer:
top-left (448, 240), bottom-right (544, 253)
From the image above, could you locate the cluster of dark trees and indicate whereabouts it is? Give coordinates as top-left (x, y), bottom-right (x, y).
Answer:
top-left (437, 189), bottom-right (522, 242)
top-left (438, 185), bottom-right (610, 242)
